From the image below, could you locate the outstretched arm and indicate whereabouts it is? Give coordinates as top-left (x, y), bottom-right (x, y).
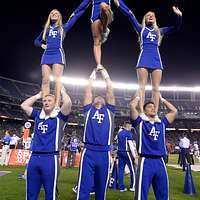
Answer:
top-left (99, 67), bottom-right (115, 105)
top-left (160, 95), bottom-right (177, 124)
top-left (84, 69), bottom-right (96, 106)
top-left (63, 1), bottom-right (90, 32)
top-left (60, 87), bottom-right (72, 116)
top-left (73, 0), bottom-right (91, 17)
top-left (21, 92), bottom-right (42, 116)
top-left (160, 6), bottom-right (182, 35)
top-left (113, 0), bottom-right (142, 33)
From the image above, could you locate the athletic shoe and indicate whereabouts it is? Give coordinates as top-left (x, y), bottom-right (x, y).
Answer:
top-left (129, 187), bottom-right (135, 192)
top-left (72, 185), bottom-right (78, 193)
top-left (120, 188), bottom-right (128, 192)
top-left (22, 175), bottom-right (26, 180)
top-left (72, 185), bottom-right (95, 195)
top-left (101, 28), bottom-right (110, 43)
top-left (90, 192), bottom-right (95, 195)
top-left (96, 64), bottom-right (104, 71)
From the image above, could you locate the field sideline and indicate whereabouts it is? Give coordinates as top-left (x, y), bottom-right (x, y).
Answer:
top-left (0, 154), bottom-right (200, 200)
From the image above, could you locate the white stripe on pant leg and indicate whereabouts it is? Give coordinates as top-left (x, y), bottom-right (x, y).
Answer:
top-left (161, 158), bottom-right (169, 200)
top-left (138, 157), bottom-right (145, 200)
top-left (127, 152), bottom-right (135, 188)
top-left (104, 152), bottom-right (111, 200)
top-left (77, 148), bottom-right (87, 200)
top-left (53, 155), bottom-right (58, 200)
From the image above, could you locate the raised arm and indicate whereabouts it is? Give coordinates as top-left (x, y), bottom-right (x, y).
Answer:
top-left (160, 95), bottom-right (177, 124)
top-left (114, 0), bottom-right (142, 33)
top-left (130, 96), bottom-right (140, 120)
top-left (74, 0), bottom-right (91, 16)
top-left (160, 6), bottom-right (182, 35)
top-left (21, 92), bottom-right (42, 116)
top-left (84, 69), bottom-right (96, 106)
top-left (63, 0), bottom-right (90, 32)
top-left (99, 67), bottom-right (115, 106)
top-left (63, 10), bottom-right (85, 32)
top-left (60, 87), bottom-right (72, 116)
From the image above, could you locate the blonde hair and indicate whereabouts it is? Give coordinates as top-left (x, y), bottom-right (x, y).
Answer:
top-left (43, 94), bottom-right (56, 99)
top-left (42, 9), bottom-right (63, 41)
top-left (140, 11), bottom-right (163, 46)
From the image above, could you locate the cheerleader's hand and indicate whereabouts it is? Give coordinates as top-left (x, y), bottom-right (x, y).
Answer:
top-left (172, 6), bottom-right (182, 16)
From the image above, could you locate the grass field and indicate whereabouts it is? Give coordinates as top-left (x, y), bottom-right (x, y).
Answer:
top-left (0, 154), bottom-right (200, 200)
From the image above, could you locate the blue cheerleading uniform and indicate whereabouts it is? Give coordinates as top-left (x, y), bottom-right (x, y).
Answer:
top-left (117, 129), bottom-right (135, 190)
top-left (26, 108), bottom-right (68, 200)
top-left (77, 103), bottom-right (115, 200)
top-left (74, 0), bottom-right (111, 23)
top-left (131, 116), bottom-right (170, 200)
top-left (117, 0), bottom-right (182, 70)
top-left (34, 11), bottom-right (85, 65)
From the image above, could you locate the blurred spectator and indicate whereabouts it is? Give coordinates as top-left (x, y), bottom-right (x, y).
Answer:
top-left (67, 134), bottom-right (80, 168)
top-left (179, 133), bottom-right (191, 171)
top-left (0, 131), bottom-right (11, 166)
top-left (10, 134), bottom-right (20, 149)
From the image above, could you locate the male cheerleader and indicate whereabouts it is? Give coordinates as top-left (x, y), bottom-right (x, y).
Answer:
top-left (76, 67), bottom-right (115, 200)
top-left (117, 121), bottom-right (137, 192)
top-left (130, 95), bottom-right (177, 200)
top-left (21, 88), bottom-right (72, 200)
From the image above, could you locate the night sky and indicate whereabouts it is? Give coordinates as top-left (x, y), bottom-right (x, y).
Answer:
top-left (1, 0), bottom-right (199, 86)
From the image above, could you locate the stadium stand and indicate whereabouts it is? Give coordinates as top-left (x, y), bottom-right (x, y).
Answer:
top-left (0, 76), bottom-right (200, 148)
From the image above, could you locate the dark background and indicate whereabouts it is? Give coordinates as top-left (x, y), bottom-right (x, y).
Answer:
top-left (0, 0), bottom-right (199, 86)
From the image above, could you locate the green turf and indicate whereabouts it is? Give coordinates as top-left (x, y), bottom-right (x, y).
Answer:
top-left (0, 155), bottom-right (200, 200)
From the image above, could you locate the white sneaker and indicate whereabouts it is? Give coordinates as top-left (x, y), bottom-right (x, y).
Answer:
top-left (90, 192), bottom-right (95, 195)
top-left (129, 187), bottom-right (135, 192)
top-left (96, 64), bottom-right (104, 71)
top-left (140, 113), bottom-right (149, 121)
top-left (120, 188), bottom-right (127, 192)
top-left (102, 28), bottom-right (110, 43)
top-left (72, 185), bottom-right (78, 193)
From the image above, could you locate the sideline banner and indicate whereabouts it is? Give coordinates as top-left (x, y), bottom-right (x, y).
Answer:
top-left (8, 149), bottom-right (30, 166)
top-left (7, 150), bottom-right (81, 167)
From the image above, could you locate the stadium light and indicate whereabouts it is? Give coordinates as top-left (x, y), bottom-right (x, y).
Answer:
top-left (50, 76), bottom-right (200, 92)
top-left (178, 128), bottom-right (189, 131)
top-left (166, 128), bottom-right (176, 131)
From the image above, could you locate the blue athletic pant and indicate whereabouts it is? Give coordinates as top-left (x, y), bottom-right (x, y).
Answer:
top-left (134, 157), bottom-right (168, 200)
top-left (76, 149), bottom-right (111, 200)
top-left (26, 154), bottom-right (59, 200)
top-left (118, 151), bottom-right (135, 190)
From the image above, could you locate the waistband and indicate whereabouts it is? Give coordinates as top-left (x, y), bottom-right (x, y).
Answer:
top-left (84, 143), bottom-right (111, 151)
top-left (32, 151), bottom-right (59, 155)
top-left (140, 154), bottom-right (163, 159)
